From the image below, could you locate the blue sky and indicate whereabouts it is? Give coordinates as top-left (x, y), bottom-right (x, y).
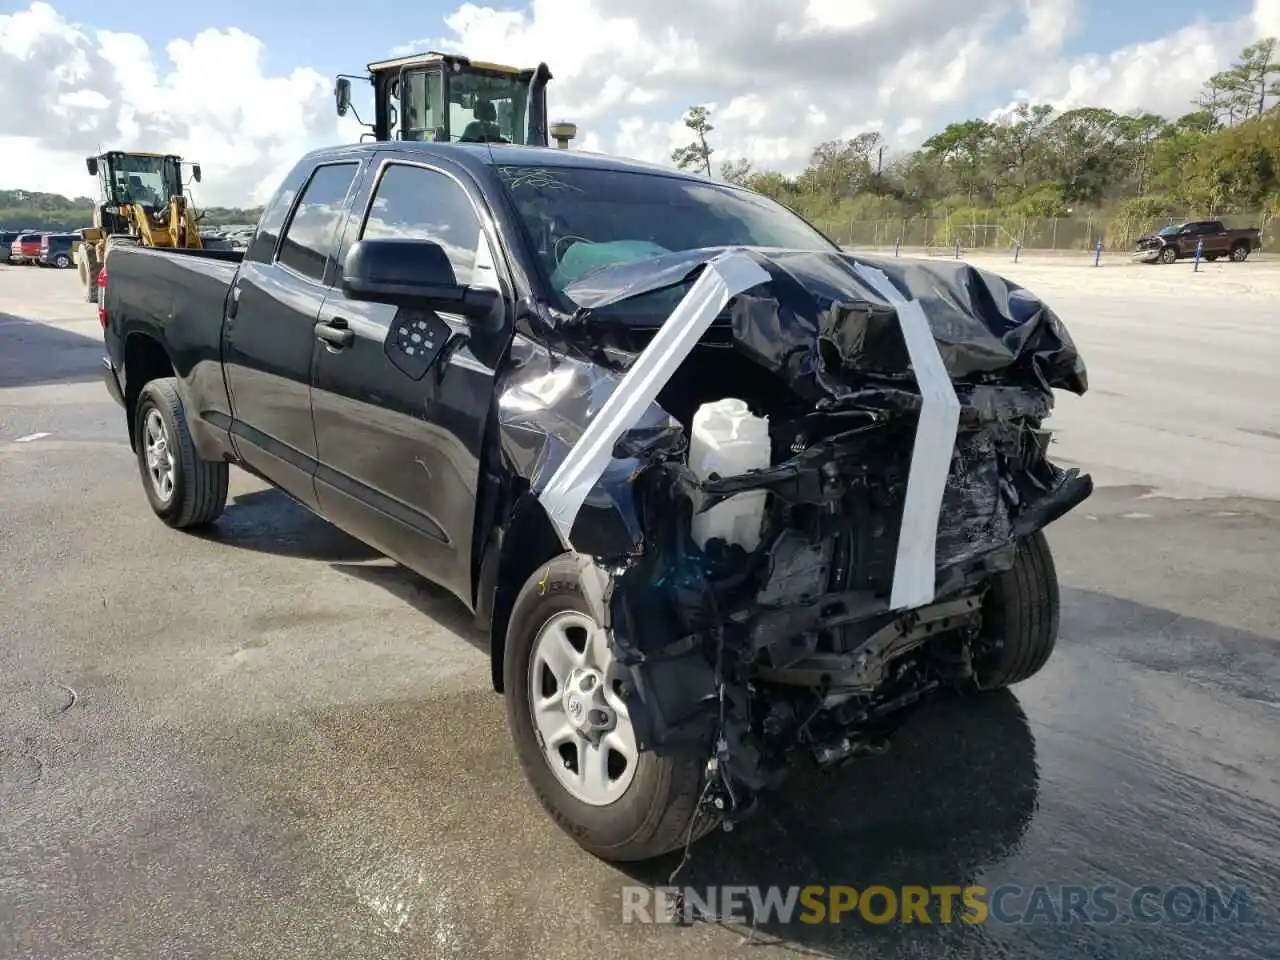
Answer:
top-left (44, 0), bottom-right (1262, 89)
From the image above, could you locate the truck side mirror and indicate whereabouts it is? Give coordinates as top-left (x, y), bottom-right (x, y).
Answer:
top-left (335, 78), bottom-right (351, 117)
top-left (86, 157), bottom-right (98, 176)
top-left (192, 163), bottom-right (202, 183)
top-left (342, 238), bottom-right (504, 331)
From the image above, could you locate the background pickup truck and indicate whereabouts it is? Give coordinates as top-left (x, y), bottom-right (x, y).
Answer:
top-left (1133, 220), bottom-right (1262, 264)
top-left (99, 139), bottom-right (1090, 865)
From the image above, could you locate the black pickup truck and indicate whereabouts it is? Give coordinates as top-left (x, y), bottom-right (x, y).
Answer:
top-left (1133, 219), bottom-right (1262, 263)
top-left (100, 141), bottom-right (1091, 863)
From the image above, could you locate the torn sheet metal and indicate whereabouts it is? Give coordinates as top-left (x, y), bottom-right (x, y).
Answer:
top-left (852, 262), bottom-right (960, 610)
top-left (535, 251), bottom-right (771, 545)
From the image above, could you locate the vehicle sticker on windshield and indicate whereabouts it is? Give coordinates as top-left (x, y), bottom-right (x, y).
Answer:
top-left (496, 166), bottom-right (583, 192)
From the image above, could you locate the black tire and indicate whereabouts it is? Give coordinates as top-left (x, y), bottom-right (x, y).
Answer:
top-left (78, 249), bottom-right (99, 302)
top-left (974, 530), bottom-right (1059, 690)
top-left (134, 378), bottom-right (229, 529)
top-left (54, 254), bottom-right (71, 269)
top-left (1159, 246), bottom-right (1178, 264)
top-left (504, 553), bottom-right (712, 862)
top-left (1229, 243), bottom-right (1249, 263)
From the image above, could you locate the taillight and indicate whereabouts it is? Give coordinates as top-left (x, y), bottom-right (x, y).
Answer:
top-left (97, 267), bottom-right (108, 328)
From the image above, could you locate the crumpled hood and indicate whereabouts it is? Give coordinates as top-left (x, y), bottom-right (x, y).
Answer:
top-left (498, 246), bottom-right (1089, 558)
top-left (562, 246), bottom-right (1088, 398)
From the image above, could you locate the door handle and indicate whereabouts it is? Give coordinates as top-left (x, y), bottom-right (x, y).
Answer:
top-left (226, 285), bottom-right (240, 320)
top-left (315, 318), bottom-right (354, 349)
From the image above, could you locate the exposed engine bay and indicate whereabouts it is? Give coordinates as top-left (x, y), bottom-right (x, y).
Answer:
top-left (496, 246), bottom-right (1091, 820)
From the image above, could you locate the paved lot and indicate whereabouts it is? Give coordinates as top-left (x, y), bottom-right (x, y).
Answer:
top-left (1, 259), bottom-right (1278, 959)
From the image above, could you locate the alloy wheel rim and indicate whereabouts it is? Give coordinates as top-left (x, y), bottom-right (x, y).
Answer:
top-left (143, 408), bottom-right (175, 503)
top-left (527, 610), bottom-right (639, 805)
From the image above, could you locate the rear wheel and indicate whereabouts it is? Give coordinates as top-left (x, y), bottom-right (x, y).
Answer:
top-left (504, 553), bottom-right (713, 862)
top-left (1230, 242), bottom-right (1249, 262)
top-left (54, 253), bottom-right (71, 269)
top-left (974, 531), bottom-right (1060, 690)
top-left (134, 378), bottom-right (228, 529)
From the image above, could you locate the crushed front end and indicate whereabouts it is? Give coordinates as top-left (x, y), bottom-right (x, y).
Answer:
top-left (497, 247), bottom-right (1091, 821)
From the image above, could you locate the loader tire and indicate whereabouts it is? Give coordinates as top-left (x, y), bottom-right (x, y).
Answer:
top-left (77, 248), bottom-right (99, 303)
top-left (974, 530), bottom-right (1060, 690)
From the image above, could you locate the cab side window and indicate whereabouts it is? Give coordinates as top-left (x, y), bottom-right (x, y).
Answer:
top-left (360, 164), bottom-right (483, 286)
top-left (278, 162), bottom-right (359, 282)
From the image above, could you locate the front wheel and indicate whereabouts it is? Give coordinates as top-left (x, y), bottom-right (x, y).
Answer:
top-left (1160, 246), bottom-right (1178, 264)
top-left (974, 530), bottom-right (1060, 690)
top-left (504, 554), bottom-right (712, 862)
top-left (1230, 243), bottom-right (1250, 262)
top-left (134, 378), bottom-right (229, 529)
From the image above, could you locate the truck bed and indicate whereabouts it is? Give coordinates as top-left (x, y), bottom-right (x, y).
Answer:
top-left (101, 244), bottom-right (247, 427)
top-left (105, 244), bottom-right (242, 336)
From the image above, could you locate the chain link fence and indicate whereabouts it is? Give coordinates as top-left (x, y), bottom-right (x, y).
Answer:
top-left (820, 211), bottom-right (1274, 254)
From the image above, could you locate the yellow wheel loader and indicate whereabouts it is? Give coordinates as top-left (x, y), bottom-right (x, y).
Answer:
top-left (76, 151), bottom-right (207, 304)
top-left (333, 50), bottom-right (578, 148)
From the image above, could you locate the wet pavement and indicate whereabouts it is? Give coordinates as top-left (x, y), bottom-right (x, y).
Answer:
top-left (1, 264), bottom-right (1278, 959)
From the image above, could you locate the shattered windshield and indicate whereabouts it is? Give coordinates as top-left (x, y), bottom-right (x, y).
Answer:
top-left (1157, 225), bottom-right (1183, 237)
top-left (496, 164), bottom-right (837, 315)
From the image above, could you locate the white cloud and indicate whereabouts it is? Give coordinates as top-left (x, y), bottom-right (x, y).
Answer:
top-left (1, 0), bottom-right (1278, 207)
top-left (0, 2), bottom-right (352, 206)
top-left (996, 18), bottom-right (1260, 118)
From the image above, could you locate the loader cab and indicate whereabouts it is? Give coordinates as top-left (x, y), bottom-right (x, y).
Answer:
top-left (87, 152), bottom-right (184, 208)
top-left (335, 51), bottom-right (565, 148)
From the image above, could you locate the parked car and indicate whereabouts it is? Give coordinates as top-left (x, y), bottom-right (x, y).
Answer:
top-left (1133, 220), bottom-right (1261, 264)
top-left (39, 233), bottom-right (78, 268)
top-left (10, 232), bottom-right (43, 264)
top-left (99, 141), bottom-right (1092, 863)
top-left (0, 231), bottom-right (17, 263)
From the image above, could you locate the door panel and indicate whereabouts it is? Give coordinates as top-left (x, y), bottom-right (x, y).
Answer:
top-left (222, 261), bottom-right (326, 506)
top-left (1204, 226), bottom-right (1230, 255)
top-left (221, 160), bottom-right (361, 507)
top-left (312, 297), bottom-right (495, 603)
top-left (311, 160), bottom-right (509, 606)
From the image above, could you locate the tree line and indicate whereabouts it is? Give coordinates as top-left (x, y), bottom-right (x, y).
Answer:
top-left (671, 38), bottom-right (1280, 247)
top-left (0, 189), bottom-right (262, 233)
top-left (6, 39), bottom-right (1278, 243)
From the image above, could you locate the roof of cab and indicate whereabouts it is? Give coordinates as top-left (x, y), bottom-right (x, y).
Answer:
top-left (307, 140), bottom-right (716, 184)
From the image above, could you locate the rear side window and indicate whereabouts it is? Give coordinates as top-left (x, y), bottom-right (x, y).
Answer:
top-left (247, 183), bottom-right (297, 263)
top-left (277, 162), bottom-right (359, 282)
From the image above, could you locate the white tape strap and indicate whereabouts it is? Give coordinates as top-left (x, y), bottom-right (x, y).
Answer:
top-left (538, 251), bottom-right (959, 614)
top-left (852, 262), bottom-right (961, 610)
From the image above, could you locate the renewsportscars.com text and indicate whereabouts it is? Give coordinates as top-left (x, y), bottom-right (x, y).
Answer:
top-left (621, 884), bottom-right (1251, 927)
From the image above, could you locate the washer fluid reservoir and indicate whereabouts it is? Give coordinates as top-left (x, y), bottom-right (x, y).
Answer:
top-left (688, 398), bottom-right (770, 552)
